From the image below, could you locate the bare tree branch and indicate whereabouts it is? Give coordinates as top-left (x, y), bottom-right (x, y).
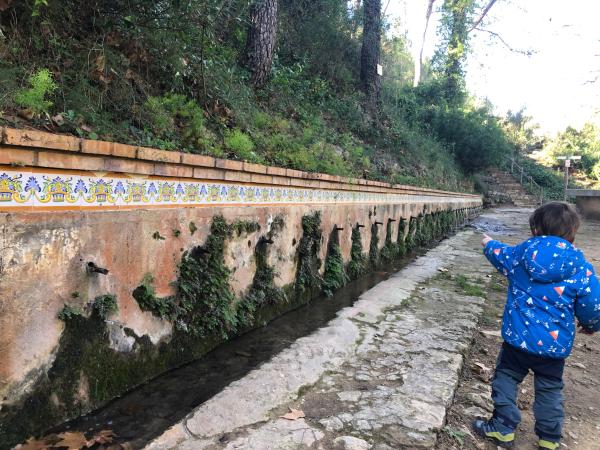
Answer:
top-left (474, 27), bottom-right (534, 56)
top-left (468, 0), bottom-right (499, 33)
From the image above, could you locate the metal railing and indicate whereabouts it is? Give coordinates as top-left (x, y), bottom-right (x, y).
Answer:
top-left (506, 157), bottom-right (545, 205)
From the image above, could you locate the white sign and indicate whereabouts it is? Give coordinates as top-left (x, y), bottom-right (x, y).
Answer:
top-left (377, 64), bottom-right (383, 76)
top-left (565, 160), bottom-right (571, 168)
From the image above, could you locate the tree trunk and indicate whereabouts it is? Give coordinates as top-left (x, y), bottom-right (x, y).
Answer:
top-left (414, 0), bottom-right (436, 87)
top-left (360, 0), bottom-right (382, 111)
top-left (245, 0), bottom-right (278, 88)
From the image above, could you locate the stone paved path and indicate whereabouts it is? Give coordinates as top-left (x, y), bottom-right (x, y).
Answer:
top-left (146, 228), bottom-right (495, 450)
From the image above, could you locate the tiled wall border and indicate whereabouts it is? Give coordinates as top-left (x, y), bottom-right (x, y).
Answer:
top-left (0, 127), bottom-right (481, 211)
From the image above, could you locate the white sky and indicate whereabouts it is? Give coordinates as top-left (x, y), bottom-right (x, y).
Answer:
top-left (386, 0), bottom-right (600, 135)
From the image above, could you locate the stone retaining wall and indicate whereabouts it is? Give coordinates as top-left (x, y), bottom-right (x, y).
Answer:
top-left (0, 128), bottom-right (482, 446)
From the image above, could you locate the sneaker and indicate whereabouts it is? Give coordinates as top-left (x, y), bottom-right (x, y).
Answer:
top-left (472, 419), bottom-right (515, 448)
top-left (538, 439), bottom-right (560, 450)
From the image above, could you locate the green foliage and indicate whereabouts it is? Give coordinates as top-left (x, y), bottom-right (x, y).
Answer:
top-left (295, 212), bottom-right (322, 293)
top-left (231, 219), bottom-right (261, 236)
top-left (396, 218), bottom-right (407, 257)
top-left (348, 225), bottom-right (366, 280)
top-left (240, 232), bottom-right (287, 326)
top-left (380, 220), bottom-right (400, 263)
top-left (93, 294), bottom-right (118, 320)
top-left (142, 94), bottom-right (209, 151)
top-left (14, 69), bottom-right (56, 115)
top-left (132, 274), bottom-right (178, 321)
top-left (443, 426), bottom-right (468, 446)
top-left (322, 229), bottom-right (349, 297)
top-left (224, 129), bottom-right (258, 162)
top-left (57, 304), bottom-right (83, 321)
top-left (455, 275), bottom-right (485, 297)
top-left (405, 217), bottom-right (418, 252)
top-left (175, 216), bottom-right (237, 337)
top-left (369, 222), bottom-right (380, 267)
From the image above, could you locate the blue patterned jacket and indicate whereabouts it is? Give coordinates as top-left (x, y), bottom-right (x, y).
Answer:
top-left (484, 235), bottom-right (600, 359)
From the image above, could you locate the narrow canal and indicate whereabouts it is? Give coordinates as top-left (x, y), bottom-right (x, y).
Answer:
top-left (48, 253), bottom-right (423, 449)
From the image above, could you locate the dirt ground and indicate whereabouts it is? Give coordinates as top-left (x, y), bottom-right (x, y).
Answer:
top-left (438, 208), bottom-right (600, 450)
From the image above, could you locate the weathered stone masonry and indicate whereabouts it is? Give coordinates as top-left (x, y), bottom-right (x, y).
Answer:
top-left (0, 128), bottom-right (482, 446)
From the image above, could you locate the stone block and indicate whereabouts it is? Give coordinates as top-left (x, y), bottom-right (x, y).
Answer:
top-left (137, 146), bottom-right (181, 164)
top-left (181, 153), bottom-right (216, 168)
top-left (0, 147), bottom-right (36, 166)
top-left (193, 167), bottom-right (226, 180)
top-left (266, 166), bottom-right (286, 176)
top-left (243, 162), bottom-right (268, 174)
top-left (104, 158), bottom-right (154, 175)
top-left (38, 151), bottom-right (104, 171)
top-left (81, 139), bottom-right (113, 155)
top-left (154, 163), bottom-right (194, 178)
top-left (215, 158), bottom-right (243, 171)
top-left (225, 171), bottom-right (252, 183)
top-left (111, 143), bottom-right (138, 159)
top-left (4, 128), bottom-right (80, 151)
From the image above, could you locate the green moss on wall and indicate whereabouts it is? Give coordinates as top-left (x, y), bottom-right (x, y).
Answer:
top-left (322, 228), bottom-right (349, 297)
top-left (348, 225), bottom-right (366, 280)
top-left (295, 212), bottom-right (322, 293)
top-left (369, 222), bottom-right (380, 267)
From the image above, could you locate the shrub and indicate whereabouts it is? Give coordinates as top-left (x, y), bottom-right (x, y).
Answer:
top-left (14, 69), bottom-right (57, 115)
top-left (224, 128), bottom-right (259, 161)
top-left (141, 94), bottom-right (208, 150)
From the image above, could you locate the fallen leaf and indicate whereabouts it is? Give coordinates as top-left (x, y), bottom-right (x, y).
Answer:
top-left (88, 430), bottom-right (117, 446)
top-left (281, 407), bottom-right (305, 420)
top-left (14, 437), bottom-right (49, 450)
top-left (437, 268), bottom-right (448, 273)
top-left (54, 431), bottom-right (89, 450)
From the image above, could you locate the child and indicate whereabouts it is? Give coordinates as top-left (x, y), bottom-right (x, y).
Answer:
top-left (473, 202), bottom-right (600, 449)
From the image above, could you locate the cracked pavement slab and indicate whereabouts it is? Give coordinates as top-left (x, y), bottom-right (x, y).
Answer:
top-left (146, 227), bottom-right (495, 450)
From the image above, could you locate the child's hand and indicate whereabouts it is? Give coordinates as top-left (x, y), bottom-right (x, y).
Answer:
top-left (481, 234), bottom-right (493, 247)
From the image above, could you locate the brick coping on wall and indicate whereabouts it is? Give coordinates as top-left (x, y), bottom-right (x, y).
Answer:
top-left (0, 127), bottom-right (480, 199)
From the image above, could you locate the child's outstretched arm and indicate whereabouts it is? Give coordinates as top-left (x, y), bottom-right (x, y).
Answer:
top-left (575, 263), bottom-right (600, 333)
top-left (481, 234), bottom-right (518, 277)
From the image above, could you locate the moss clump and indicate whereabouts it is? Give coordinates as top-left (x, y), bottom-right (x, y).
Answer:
top-left (455, 275), bottom-right (486, 297)
top-left (232, 219), bottom-right (261, 236)
top-left (175, 216), bottom-right (237, 338)
top-left (57, 304), bottom-right (83, 321)
top-left (348, 225), bottom-right (366, 280)
top-left (396, 218), bottom-right (407, 257)
top-left (238, 218), bottom-right (288, 325)
top-left (369, 222), bottom-right (380, 267)
top-left (132, 274), bottom-right (179, 321)
top-left (380, 219), bottom-right (400, 263)
top-left (189, 221), bottom-right (198, 235)
top-left (93, 295), bottom-right (118, 320)
top-left (405, 216), bottom-right (418, 252)
top-left (322, 228), bottom-right (349, 297)
top-left (295, 212), bottom-right (323, 293)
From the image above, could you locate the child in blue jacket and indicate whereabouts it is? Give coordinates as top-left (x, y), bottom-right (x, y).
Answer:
top-left (473, 202), bottom-right (600, 449)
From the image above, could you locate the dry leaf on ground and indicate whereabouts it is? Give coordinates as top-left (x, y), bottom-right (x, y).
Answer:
top-left (14, 437), bottom-right (50, 450)
top-left (54, 431), bottom-right (89, 450)
top-left (281, 407), bottom-right (305, 420)
top-left (87, 430), bottom-right (117, 446)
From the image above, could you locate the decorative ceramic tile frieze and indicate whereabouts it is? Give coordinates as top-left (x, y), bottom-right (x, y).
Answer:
top-left (0, 167), bottom-right (476, 210)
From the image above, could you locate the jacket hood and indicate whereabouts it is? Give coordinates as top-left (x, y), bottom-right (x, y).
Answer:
top-left (521, 236), bottom-right (584, 283)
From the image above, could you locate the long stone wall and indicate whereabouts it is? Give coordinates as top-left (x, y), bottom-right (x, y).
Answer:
top-left (0, 128), bottom-right (482, 446)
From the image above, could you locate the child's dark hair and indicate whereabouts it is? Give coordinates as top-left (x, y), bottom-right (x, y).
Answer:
top-left (529, 201), bottom-right (580, 243)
